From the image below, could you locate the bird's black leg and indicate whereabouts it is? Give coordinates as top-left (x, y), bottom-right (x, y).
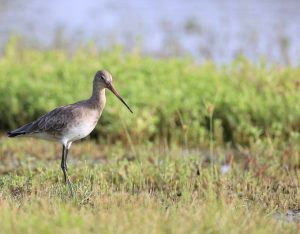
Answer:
top-left (61, 144), bottom-right (73, 197)
top-left (65, 147), bottom-right (69, 171)
top-left (61, 144), bottom-right (69, 184)
top-left (65, 142), bottom-right (72, 171)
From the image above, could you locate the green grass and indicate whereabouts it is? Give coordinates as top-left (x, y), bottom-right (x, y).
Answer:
top-left (0, 39), bottom-right (300, 233)
top-left (0, 136), bottom-right (299, 233)
top-left (0, 38), bottom-right (300, 146)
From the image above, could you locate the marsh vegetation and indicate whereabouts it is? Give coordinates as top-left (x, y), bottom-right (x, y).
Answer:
top-left (0, 41), bottom-right (299, 233)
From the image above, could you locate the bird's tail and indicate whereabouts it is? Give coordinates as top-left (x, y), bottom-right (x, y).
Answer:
top-left (7, 121), bottom-right (36, 138)
top-left (7, 131), bottom-right (27, 137)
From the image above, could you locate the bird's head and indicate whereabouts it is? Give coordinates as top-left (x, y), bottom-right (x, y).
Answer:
top-left (94, 70), bottom-right (133, 113)
top-left (95, 70), bottom-right (112, 86)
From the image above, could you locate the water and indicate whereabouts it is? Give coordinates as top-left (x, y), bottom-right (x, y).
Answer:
top-left (0, 0), bottom-right (300, 64)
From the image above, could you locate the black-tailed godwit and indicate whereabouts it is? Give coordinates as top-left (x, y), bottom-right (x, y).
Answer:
top-left (8, 70), bottom-right (133, 184)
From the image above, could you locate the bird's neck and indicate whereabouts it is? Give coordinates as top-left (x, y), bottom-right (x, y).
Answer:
top-left (90, 81), bottom-right (106, 109)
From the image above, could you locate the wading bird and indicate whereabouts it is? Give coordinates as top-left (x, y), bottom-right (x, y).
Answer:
top-left (8, 70), bottom-right (133, 184)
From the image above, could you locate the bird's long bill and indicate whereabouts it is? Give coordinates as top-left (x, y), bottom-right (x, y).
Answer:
top-left (108, 84), bottom-right (133, 113)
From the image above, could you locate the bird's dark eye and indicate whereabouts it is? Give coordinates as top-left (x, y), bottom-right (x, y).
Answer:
top-left (100, 76), bottom-right (109, 84)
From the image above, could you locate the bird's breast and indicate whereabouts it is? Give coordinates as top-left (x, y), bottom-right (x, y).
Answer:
top-left (63, 111), bottom-right (101, 143)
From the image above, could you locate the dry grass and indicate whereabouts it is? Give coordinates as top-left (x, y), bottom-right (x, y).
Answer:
top-left (0, 136), bottom-right (299, 233)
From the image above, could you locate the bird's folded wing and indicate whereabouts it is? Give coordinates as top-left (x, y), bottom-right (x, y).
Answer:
top-left (35, 105), bottom-right (75, 132)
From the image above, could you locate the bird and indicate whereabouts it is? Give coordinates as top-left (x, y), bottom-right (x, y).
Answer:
top-left (7, 70), bottom-right (133, 184)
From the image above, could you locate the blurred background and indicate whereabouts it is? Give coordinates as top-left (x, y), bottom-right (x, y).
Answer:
top-left (0, 0), bottom-right (300, 65)
top-left (0, 0), bottom-right (300, 147)
top-left (1, 1), bottom-right (300, 230)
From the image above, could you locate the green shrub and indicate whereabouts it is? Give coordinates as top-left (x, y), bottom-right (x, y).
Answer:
top-left (0, 39), bottom-right (299, 146)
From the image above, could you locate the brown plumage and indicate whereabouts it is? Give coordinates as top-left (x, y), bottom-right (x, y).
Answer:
top-left (8, 70), bottom-right (133, 184)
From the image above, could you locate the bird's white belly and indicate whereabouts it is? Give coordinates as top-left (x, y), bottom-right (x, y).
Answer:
top-left (31, 132), bottom-right (58, 141)
top-left (63, 122), bottom-right (97, 143)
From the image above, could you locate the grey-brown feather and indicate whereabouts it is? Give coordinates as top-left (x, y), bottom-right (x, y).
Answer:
top-left (9, 104), bottom-right (81, 136)
top-left (8, 70), bottom-right (109, 141)
top-left (36, 105), bottom-right (75, 132)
